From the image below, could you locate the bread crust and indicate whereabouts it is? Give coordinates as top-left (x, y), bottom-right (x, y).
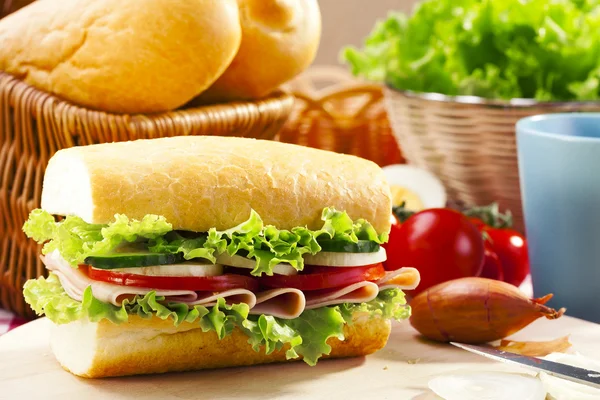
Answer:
top-left (198, 0), bottom-right (321, 101)
top-left (51, 312), bottom-right (391, 378)
top-left (41, 136), bottom-right (392, 234)
top-left (0, 0), bottom-right (241, 114)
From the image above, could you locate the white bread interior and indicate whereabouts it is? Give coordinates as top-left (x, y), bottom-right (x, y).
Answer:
top-left (198, 0), bottom-right (322, 102)
top-left (41, 136), bottom-right (392, 234)
top-left (50, 312), bottom-right (391, 378)
top-left (0, 0), bottom-right (242, 114)
top-left (41, 152), bottom-right (94, 224)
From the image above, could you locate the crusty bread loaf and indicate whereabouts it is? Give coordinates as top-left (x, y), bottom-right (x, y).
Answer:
top-left (197, 0), bottom-right (321, 102)
top-left (0, 0), bottom-right (241, 114)
top-left (41, 136), bottom-right (392, 234)
top-left (50, 312), bottom-right (391, 378)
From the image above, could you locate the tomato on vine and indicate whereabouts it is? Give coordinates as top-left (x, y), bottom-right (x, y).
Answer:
top-left (464, 203), bottom-right (530, 287)
top-left (384, 207), bottom-right (485, 295)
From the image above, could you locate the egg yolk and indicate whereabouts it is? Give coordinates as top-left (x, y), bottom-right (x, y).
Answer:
top-left (389, 185), bottom-right (425, 211)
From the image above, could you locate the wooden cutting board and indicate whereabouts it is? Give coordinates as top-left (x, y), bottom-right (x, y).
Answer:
top-left (1, 316), bottom-right (599, 399)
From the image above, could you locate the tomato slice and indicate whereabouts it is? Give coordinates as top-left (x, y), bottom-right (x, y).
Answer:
top-left (86, 267), bottom-right (259, 291)
top-left (259, 263), bottom-right (385, 291)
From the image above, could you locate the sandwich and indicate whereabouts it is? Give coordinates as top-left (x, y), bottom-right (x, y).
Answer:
top-left (22, 136), bottom-right (420, 378)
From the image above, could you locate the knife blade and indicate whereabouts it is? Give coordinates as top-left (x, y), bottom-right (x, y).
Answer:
top-left (450, 342), bottom-right (600, 390)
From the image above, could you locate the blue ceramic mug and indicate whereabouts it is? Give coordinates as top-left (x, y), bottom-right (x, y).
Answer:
top-left (517, 113), bottom-right (600, 323)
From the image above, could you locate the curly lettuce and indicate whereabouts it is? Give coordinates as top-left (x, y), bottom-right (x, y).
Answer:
top-left (23, 210), bottom-right (172, 266)
top-left (24, 274), bottom-right (409, 366)
top-left (343, 0), bottom-right (600, 101)
top-left (23, 207), bottom-right (387, 276)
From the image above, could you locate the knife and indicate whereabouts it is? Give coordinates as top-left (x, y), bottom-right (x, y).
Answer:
top-left (450, 342), bottom-right (600, 389)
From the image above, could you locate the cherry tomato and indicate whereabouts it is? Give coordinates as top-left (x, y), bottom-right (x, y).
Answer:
top-left (382, 214), bottom-right (404, 271)
top-left (483, 228), bottom-right (529, 287)
top-left (479, 242), bottom-right (504, 281)
top-left (259, 263), bottom-right (385, 291)
top-left (390, 208), bottom-right (485, 294)
top-left (86, 267), bottom-right (259, 291)
top-left (468, 217), bottom-right (487, 230)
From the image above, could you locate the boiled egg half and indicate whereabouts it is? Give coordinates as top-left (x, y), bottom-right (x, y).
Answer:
top-left (382, 164), bottom-right (447, 211)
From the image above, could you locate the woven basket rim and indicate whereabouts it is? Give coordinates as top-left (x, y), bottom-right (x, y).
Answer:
top-left (385, 83), bottom-right (600, 109)
top-left (0, 71), bottom-right (294, 118)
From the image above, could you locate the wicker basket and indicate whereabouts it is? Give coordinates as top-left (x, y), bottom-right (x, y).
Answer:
top-left (384, 87), bottom-right (600, 232)
top-left (0, 0), bottom-right (29, 18)
top-left (278, 67), bottom-right (404, 167)
top-left (0, 71), bottom-right (294, 317)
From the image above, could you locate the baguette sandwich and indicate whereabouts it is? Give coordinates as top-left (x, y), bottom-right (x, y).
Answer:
top-left (22, 136), bottom-right (420, 378)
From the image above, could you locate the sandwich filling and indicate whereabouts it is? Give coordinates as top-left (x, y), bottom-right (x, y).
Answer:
top-left (23, 207), bottom-right (420, 365)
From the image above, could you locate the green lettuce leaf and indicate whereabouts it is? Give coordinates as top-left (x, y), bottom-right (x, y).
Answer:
top-left (241, 315), bottom-right (303, 357)
top-left (148, 234), bottom-right (216, 263)
top-left (23, 273), bottom-right (83, 324)
top-left (23, 274), bottom-right (410, 366)
top-left (23, 210), bottom-right (172, 265)
top-left (341, 286), bottom-right (410, 321)
top-left (342, 0), bottom-right (600, 101)
top-left (281, 307), bottom-right (346, 366)
top-left (23, 207), bottom-right (387, 276)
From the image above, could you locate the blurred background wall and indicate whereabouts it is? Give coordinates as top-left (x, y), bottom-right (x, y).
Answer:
top-left (315, 0), bottom-right (418, 66)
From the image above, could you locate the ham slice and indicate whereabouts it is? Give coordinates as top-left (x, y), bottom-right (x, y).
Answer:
top-left (44, 251), bottom-right (193, 305)
top-left (376, 267), bottom-right (420, 291)
top-left (43, 251), bottom-right (420, 318)
top-left (250, 288), bottom-right (305, 319)
top-left (43, 251), bottom-right (256, 308)
top-left (170, 290), bottom-right (257, 309)
top-left (304, 281), bottom-right (379, 310)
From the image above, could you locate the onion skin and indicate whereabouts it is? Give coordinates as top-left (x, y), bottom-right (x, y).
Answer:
top-left (409, 277), bottom-right (565, 343)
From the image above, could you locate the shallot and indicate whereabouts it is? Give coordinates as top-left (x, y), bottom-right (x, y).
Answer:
top-left (409, 277), bottom-right (565, 343)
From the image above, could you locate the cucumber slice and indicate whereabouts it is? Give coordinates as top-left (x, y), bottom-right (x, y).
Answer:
top-left (303, 248), bottom-right (387, 267)
top-left (215, 253), bottom-right (298, 275)
top-left (103, 262), bottom-right (223, 277)
top-left (84, 252), bottom-right (185, 269)
top-left (318, 239), bottom-right (380, 253)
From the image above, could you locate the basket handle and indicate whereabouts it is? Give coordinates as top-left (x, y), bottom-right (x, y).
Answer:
top-left (286, 66), bottom-right (387, 116)
top-left (284, 66), bottom-right (362, 98)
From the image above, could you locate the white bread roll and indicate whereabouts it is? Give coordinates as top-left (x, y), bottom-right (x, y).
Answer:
top-left (41, 136), bottom-right (392, 234)
top-left (198, 0), bottom-right (321, 102)
top-left (51, 312), bottom-right (391, 378)
top-left (0, 0), bottom-right (241, 114)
